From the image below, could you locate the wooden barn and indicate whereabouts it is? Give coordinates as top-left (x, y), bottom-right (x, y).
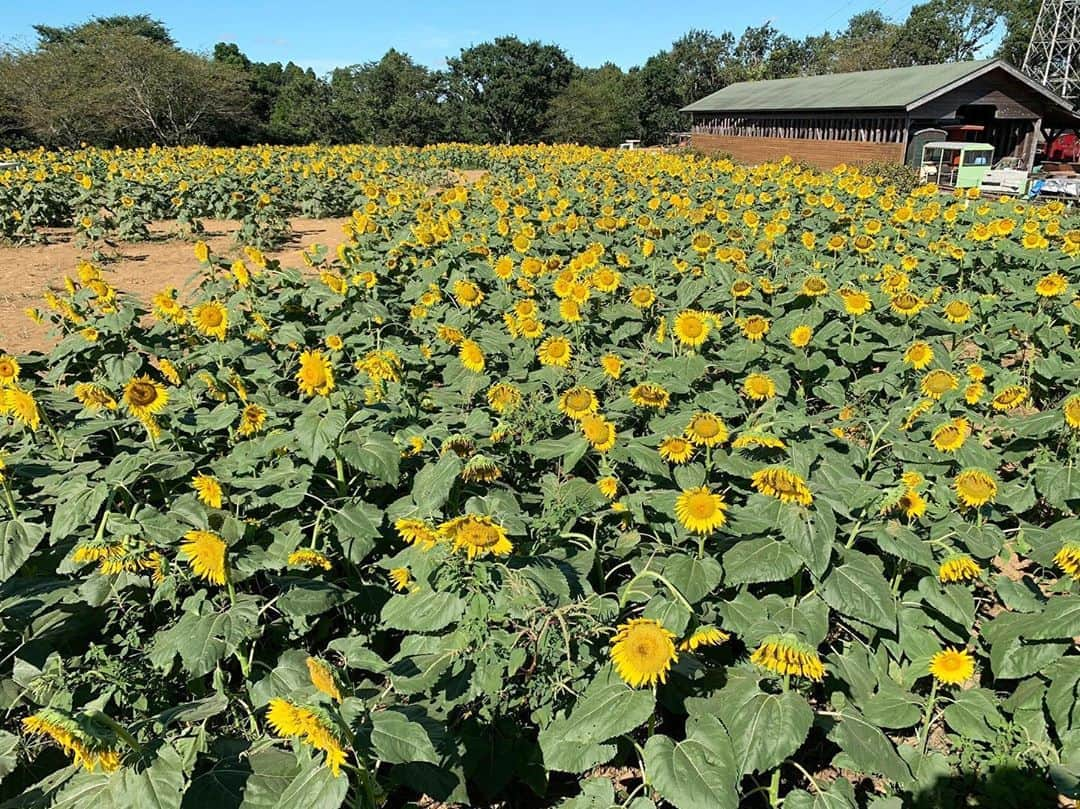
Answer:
top-left (682, 59), bottom-right (1080, 170)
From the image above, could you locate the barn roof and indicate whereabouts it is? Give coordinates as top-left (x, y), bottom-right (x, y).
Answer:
top-left (681, 59), bottom-right (1075, 115)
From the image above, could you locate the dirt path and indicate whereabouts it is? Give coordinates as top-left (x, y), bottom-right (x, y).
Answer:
top-left (0, 217), bottom-right (352, 355)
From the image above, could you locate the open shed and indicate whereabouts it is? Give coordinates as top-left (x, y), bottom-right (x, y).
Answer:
top-left (681, 59), bottom-right (1080, 170)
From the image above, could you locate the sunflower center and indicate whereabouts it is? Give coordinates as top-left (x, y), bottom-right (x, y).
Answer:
top-left (547, 342), bottom-right (567, 358)
top-left (460, 522), bottom-right (498, 548)
top-left (200, 308), bottom-right (223, 327)
top-left (692, 418), bottom-right (719, 438)
top-left (301, 365), bottom-right (327, 387)
top-left (688, 495), bottom-right (716, 518)
top-left (566, 391), bottom-right (592, 410)
top-left (0, 361), bottom-right (14, 378)
top-left (128, 382), bottom-right (159, 406)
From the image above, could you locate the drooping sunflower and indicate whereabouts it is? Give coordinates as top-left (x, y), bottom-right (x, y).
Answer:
top-left (659, 436), bottom-right (694, 464)
top-left (731, 432), bottom-right (786, 450)
top-left (938, 555), bottom-right (982, 583)
top-left (306, 656), bottom-right (343, 702)
top-left (890, 292), bottom-right (925, 317)
top-left (743, 373), bottom-right (777, 401)
top-left (22, 708), bottom-right (121, 773)
top-left (461, 454), bottom-right (501, 483)
top-left (673, 310), bottom-right (710, 348)
top-left (920, 369), bottom-right (958, 399)
top-left (487, 382), bottom-right (522, 413)
top-left (751, 466), bottom-right (813, 506)
top-left (903, 341), bottom-right (934, 370)
top-left (179, 530), bottom-right (227, 585)
top-left (991, 385), bottom-right (1028, 411)
top-left (191, 301), bottom-right (228, 340)
top-left (192, 473), bottom-right (223, 509)
top-left (394, 518), bottom-right (439, 549)
top-left (438, 514), bottom-right (512, 559)
top-left (750, 636), bottom-right (825, 681)
top-left (679, 626), bottom-right (730, 652)
top-left (459, 340), bottom-right (485, 373)
top-left (237, 403), bottom-right (268, 436)
top-left (74, 382), bottom-right (117, 412)
top-left (288, 548), bottom-right (332, 570)
top-left (801, 276), bottom-right (829, 297)
top-left (123, 375), bottom-right (169, 422)
top-left (684, 412), bottom-right (728, 446)
top-left (953, 468), bottom-right (997, 508)
top-left (537, 336), bottom-right (572, 368)
top-left (580, 413), bottom-right (617, 452)
top-left (929, 648), bottom-right (975, 686)
top-left (610, 618), bottom-right (678, 688)
top-left (296, 350), bottom-right (335, 397)
top-left (674, 486), bottom-right (728, 534)
top-left (559, 386), bottom-right (598, 420)
top-left (266, 699), bottom-right (347, 777)
top-left (931, 418), bottom-right (969, 453)
top-left (629, 383), bottom-right (670, 410)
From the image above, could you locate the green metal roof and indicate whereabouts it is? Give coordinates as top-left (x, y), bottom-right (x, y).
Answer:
top-left (682, 59), bottom-right (1006, 113)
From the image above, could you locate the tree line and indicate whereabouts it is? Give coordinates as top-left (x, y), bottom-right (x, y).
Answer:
top-left (0, 4), bottom-right (1041, 150)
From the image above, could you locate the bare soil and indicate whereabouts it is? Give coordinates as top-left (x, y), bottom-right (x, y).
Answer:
top-left (0, 217), bottom-right (352, 355)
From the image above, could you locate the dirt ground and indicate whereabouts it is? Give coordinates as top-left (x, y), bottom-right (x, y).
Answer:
top-left (0, 217), bottom-right (353, 354)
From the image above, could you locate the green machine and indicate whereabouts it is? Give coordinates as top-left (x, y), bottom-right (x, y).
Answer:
top-left (918, 142), bottom-right (996, 189)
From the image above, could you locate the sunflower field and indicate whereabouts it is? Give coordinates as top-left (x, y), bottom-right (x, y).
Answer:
top-left (2, 143), bottom-right (1080, 808)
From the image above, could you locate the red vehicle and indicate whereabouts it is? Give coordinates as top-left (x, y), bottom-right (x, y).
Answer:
top-left (1046, 132), bottom-right (1080, 162)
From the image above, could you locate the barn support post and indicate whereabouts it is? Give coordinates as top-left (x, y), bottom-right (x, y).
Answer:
top-left (1022, 117), bottom-right (1043, 171)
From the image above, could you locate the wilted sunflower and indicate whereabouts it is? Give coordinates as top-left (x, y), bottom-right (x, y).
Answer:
top-left (394, 518), bottom-right (439, 549)
top-left (938, 555), bottom-right (981, 583)
top-left (931, 418), bottom-right (969, 453)
top-left (191, 301), bottom-right (228, 340)
top-left (929, 648), bottom-right (975, 686)
top-left (438, 514), bottom-right (512, 559)
top-left (461, 454), bottom-right (501, 483)
top-left (629, 383), bottom-right (670, 410)
top-left (953, 468), bottom-right (997, 508)
top-left (192, 473), bottom-right (223, 509)
top-left (890, 292), bottom-right (925, 317)
top-left (179, 530), bottom-right (227, 585)
top-left (487, 382), bottom-right (522, 413)
top-left (22, 708), bottom-right (121, 773)
top-left (296, 350), bottom-right (334, 397)
top-left (559, 386), bottom-right (598, 420)
top-left (679, 626), bottom-right (730, 652)
top-left (610, 618), bottom-right (678, 687)
top-left (266, 699), bottom-right (347, 777)
top-left (750, 636), bottom-right (825, 681)
top-left (801, 276), bottom-right (829, 297)
top-left (673, 310), bottom-right (710, 348)
top-left (659, 436), bottom-right (694, 464)
top-left (123, 375), bottom-right (168, 422)
top-left (537, 336), bottom-right (572, 367)
top-left (751, 466), bottom-right (813, 506)
top-left (288, 548), bottom-right (332, 570)
top-left (684, 412), bottom-right (728, 447)
top-left (743, 373), bottom-right (777, 401)
top-left (991, 385), bottom-right (1028, 411)
top-left (674, 486), bottom-right (728, 534)
top-left (237, 403), bottom-right (268, 436)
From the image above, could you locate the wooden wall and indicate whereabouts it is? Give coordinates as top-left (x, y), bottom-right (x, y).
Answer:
top-left (690, 133), bottom-right (906, 168)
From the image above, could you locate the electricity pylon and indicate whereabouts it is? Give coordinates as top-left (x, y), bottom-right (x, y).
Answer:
top-left (1024, 0), bottom-right (1080, 103)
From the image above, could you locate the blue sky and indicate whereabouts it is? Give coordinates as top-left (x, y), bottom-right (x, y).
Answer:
top-left (1, 0), bottom-right (930, 75)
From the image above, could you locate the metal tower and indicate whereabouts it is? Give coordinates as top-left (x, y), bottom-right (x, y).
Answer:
top-left (1023, 0), bottom-right (1080, 103)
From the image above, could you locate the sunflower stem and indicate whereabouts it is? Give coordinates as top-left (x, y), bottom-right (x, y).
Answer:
top-left (89, 710), bottom-right (142, 756)
top-left (1, 480), bottom-right (16, 520)
top-left (920, 679), bottom-right (939, 756)
top-left (767, 767), bottom-right (781, 807)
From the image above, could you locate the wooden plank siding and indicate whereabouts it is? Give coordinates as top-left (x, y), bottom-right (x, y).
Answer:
top-left (690, 133), bottom-right (906, 168)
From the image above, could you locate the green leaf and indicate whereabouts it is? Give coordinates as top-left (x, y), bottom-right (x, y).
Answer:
top-left (148, 595), bottom-right (260, 677)
top-left (341, 430), bottom-right (400, 484)
top-left (330, 502), bottom-right (382, 563)
top-left (410, 453), bottom-right (461, 513)
top-left (294, 403), bottom-right (346, 463)
top-left (370, 708), bottom-right (441, 764)
top-left (820, 552), bottom-right (896, 630)
top-left (538, 717), bottom-right (615, 773)
top-left (723, 538), bottom-right (803, 585)
top-left (240, 748), bottom-right (348, 809)
top-left (780, 502), bottom-right (834, 578)
top-left (718, 678), bottom-right (813, 775)
top-left (784, 778), bottom-right (857, 809)
top-left (50, 481), bottom-right (108, 542)
top-left (561, 668), bottom-right (655, 744)
top-left (942, 688), bottom-right (1005, 742)
top-left (0, 519), bottom-right (45, 582)
top-left (0, 730), bottom-right (19, 779)
top-left (380, 589), bottom-right (465, 632)
top-left (661, 554), bottom-right (722, 603)
top-left (107, 744), bottom-right (186, 809)
top-left (828, 710), bottom-right (912, 787)
top-left (644, 717), bottom-right (738, 809)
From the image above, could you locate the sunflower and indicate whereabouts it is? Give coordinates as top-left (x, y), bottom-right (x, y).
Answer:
top-left (731, 279), bottom-right (753, 298)
top-left (1035, 272), bottom-right (1068, 297)
top-left (601, 353), bottom-right (623, 379)
top-left (296, 350), bottom-right (335, 397)
top-left (179, 530), bottom-right (227, 585)
top-left (920, 369), bottom-right (958, 399)
top-left (743, 373), bottom-right (777, 401)
top-left (306, 657), bottom-right (343, 702)
top-left (388, 567), bottom-right (413, 591)
top-left (1064, 394), bottom-right (1080, 429)
top-left (487, 382), bottom-right (522, 413)
top-left (191, 301), bottom-right (228, 340)
top-left (904, 342), bottom-right (934, 370)
top-left (679, 626), bottom-right (730, 651)
top-left (675, 486), bottom-right (728, 534)
top-left (929, 648), bottom-right (975, 686)
top-left (690, 231), bottom-right (715, 253)
top-left (890, 292), bottom-right (925, 317)
top-left (739, 315), bottom-right (770, 341)
top-left (801, 276), bottom-right (829, 297)
top-left (287, 549), bottom-right (332, 570)
top-left (943, 299), bottom-right (972, 324)
top-left (938, 555), bottom-right (982, 583)
top-left (237, 403), bottom-right (268, 436)
top-left (629, 285), bottom-right (656, 308)
top-left (325, 334), bottom-right (344, 352)
top-left (732, 432), bottom-right (786, 450)
top-left (750, 636), bottom-right (825, 681)
top-left (685, 412), bottom-right (728, 446)
top-left (394, 518), bottom-right (439, 549)
top-left (840, 290), bottom-right (872, 316)
top-left (537, 336), bottom-right (572, 367)
top-left (610, 618), bottom-right (678, 687)
top-left (673, 310), bottom-right (710, 348)
top-left (192, 473), bottom-right (223, 509)
top-left (580, 413), bottom-right (617, 452)
top-left (0, 355), bottom-right (20, 386)
top-left (751, 466), bottom-right (813, 506)
top-left (931, 418), bottom-right (969, 453)
top-left (789, 325), bottom-right (812, 348)
top-left (459, 340), bottom-right (485, 373)
top-left (22, 709), bottom-right (121, 773)
top-left (597, 476), bottom-right (619, 499)
top-left (629, 383), bottom-right (670, 410)
top-left (74, 382), bottom-right (117, 412)
top-left (659, 436), bottom-right (694, 463)
top-left (991, 385), bottom-right (1028, 411)
top-left (461, 454), bottom-right (501, 483)
top-left (889, 488), bottom-right (927, 520)
top-left (438, 514), bottom-right (513, 559)
top-left (123, 376), bottom-right (168, 422)
top-left (266, 699), bottom-right (347, 777)
top-left (559, 386), bottom-right (598, 420)
top-left (1053, 543), bottom-right (1080, 579)
top-left (453, 279), bottom-right (484, 308)
top-left (965, 382), bottom-right (986, 405)
top-left (953, 468), bottom-right (997, 508)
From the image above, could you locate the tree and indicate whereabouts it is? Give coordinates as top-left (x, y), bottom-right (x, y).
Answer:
top-left (827, 12), bottom-right (901, 73)
top-left (267, 64), bottom-right (348, 144)
top-left (997, 0), bottom-right (1040, 66)
top-left (546, 64), bottom-right (641, 146)
top-left (33, 14), bottom-right (175, 47)
top-left (445, 36), bottom-right (574, 143)
top-left (895, 0), bottom-right (1001, 65)
top-left (330, 50), bottom-right (445, 145)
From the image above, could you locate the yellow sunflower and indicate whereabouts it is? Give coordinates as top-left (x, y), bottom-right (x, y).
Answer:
top-left (438, 514), bottom-right (512, 559)
top-left (296, 350), bottom-right (335, 397)
top-left (453, 279), bottom-right (484, 308)
top-left (487, 382), bottom-right (522, 413)
top-left (743, 373), bottom-right (777, 401)
top-left (1035, 272), bottom-right (1068, 297)
top-left (123, 376), bottom-right (169, 422)
top-left (0, 355), bottom-right (20, 386)
top-left (559, 386), bottom-right (598, 420)
top-left (801, 276), bottom-right (829, 297)
top-left (580, 413), bottom-right (617, 452)
top-left (751, 636), bottom-right (825, 681)
top-left (931, 418), bottom-right (969, 453)
top-left (943, 299), bottom-right (972, 324)
top-left (629, 285), bottom-right (656, 308)
top-left (953, 468), bottom-right (997, 508)
top-left (679, 626), bottom-right (730, 651)
top-left (192, 473), bottom-right (223, 509)
top-left (789, 325), bottom-right (812, 348)
top-left (929, 648), bottom-right (975, 686)
top-left (739, 315), bottom-right (770, 341)
top-left (1064, 394), bottom-right (1080, 430)
top-left (674, 486), bottom-right (728, 534)
top-left (537, 336), bottom-right (572, 368)
top-left (601, 353), bottom-right (623, 379)
top-left (629, 383), bottom-right (670, 410)
top-left (191, 301), bottom-right (228, 340)
top-left (610, 618), bottom-right (678, 687)
top-left (1053, 543), bottom-right (1080, 579)
top-left (179, 530), bottom-right (227, 585)
top-left (459, 340), bottom-right (485, 373)
top-left (903, 341), bottom-right (934, 370)
top-left (237, 403), bottom-right (268, 436)
top-left (991, 385), bottom-right (1028, 411)
top-left (751, 466), bottom-right (813, 506)
top-left (673, 311), bottom-right (710, 348)
top-left (684, 412), bottom-right (728, 446)
top-left (938, 555), bottom-right (981, 583)
top-left (659, 436), bottom-right (694, 464)
top-left (920, 369), bottom-right (958, 399)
